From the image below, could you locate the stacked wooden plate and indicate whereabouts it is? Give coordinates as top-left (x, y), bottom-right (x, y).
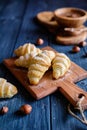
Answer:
top-left (36, 8), bottom-right (87, 45)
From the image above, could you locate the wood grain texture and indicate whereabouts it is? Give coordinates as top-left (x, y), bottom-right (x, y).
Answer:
top-left (0, 0), bottom-right (87, 130)
top-left (4, 46), bottom-right (87, 109)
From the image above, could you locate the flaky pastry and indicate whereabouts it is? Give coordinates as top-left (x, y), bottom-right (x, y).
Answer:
top-left (14, 43), bottom-right (41, 57)
top-left (28, 50), bottom-right (55, 85)
top-left (0, 78), bottom-right (18, 98)
top-left (52, 53), bottom-right (71, 79)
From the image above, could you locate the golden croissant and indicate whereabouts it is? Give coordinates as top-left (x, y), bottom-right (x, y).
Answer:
top-left (28, 50), bottom-right (55, 85)
top-left (14, 43), bottom-right (41, 57)
top-left (15, 50), bottom-right (42, 68)
top-left (52, 53), bottom-right (71, 79)
top-left (0, 78), bottom-right (18, 98)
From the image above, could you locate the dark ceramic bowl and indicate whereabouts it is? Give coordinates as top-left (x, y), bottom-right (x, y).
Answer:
top-left (54, 7), bottom-right (87, 27)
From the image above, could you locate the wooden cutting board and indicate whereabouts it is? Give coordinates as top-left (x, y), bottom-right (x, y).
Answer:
top-left (3, 46), bottom-right (87, 110)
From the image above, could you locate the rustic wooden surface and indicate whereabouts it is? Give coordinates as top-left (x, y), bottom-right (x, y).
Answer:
top-left (0, 0), bottom-right (87, 130)
top-left (3, 46), bottom-right (87, 109)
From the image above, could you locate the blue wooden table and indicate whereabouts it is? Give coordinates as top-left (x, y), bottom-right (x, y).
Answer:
top-left (0, 0), bottom-right (87, 130)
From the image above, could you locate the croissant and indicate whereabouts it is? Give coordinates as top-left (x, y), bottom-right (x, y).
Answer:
top-left (28, 50), bottom-right (55, 85)
top-left (0, 78), bottom-right (18, 98)
top-left (14, 50), bottom-right (42, 68)
top-left (52, 53), bottom-right (71, 79)
top-left (14, 43), bottom-right (41, 57)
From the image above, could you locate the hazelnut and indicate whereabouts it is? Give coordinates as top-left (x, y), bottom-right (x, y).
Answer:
top-left (0, 106), bottom-right (8, 114)
top-left (72, 46), bottom-right (80, 53)
top-left (20, 104), bottom-right (32, 115)
top-left (36, 38), bottom-right (44, 45)
top-left (79, 41), bottom-right (87, 47)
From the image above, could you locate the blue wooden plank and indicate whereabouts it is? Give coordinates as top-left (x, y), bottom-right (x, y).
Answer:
top-left (13, 0), bottom-right (51, 50)
top-left (0, 0), bottom-right (87, 130)
top-left (0, 1), bottom-right (29, 130)
top-left (0, 0), bottom-right (27, 77)
top-left (0, 0), bottom-right (27, 61)
top-left (48, 0), bottom-right (87, 130)
top-left (0, 0), bottom-right (27, 19)
top-left (12, 1), bottom-right (52, 130)
top-left (0, 19), bottom-right (22, 61)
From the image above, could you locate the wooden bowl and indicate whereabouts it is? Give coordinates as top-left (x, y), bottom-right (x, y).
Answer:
top-left (54, 7), bottom-right (87, 27)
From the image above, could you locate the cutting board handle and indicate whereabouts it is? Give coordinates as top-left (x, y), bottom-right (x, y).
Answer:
top-left (59, 80), bottom-right (87, 110)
